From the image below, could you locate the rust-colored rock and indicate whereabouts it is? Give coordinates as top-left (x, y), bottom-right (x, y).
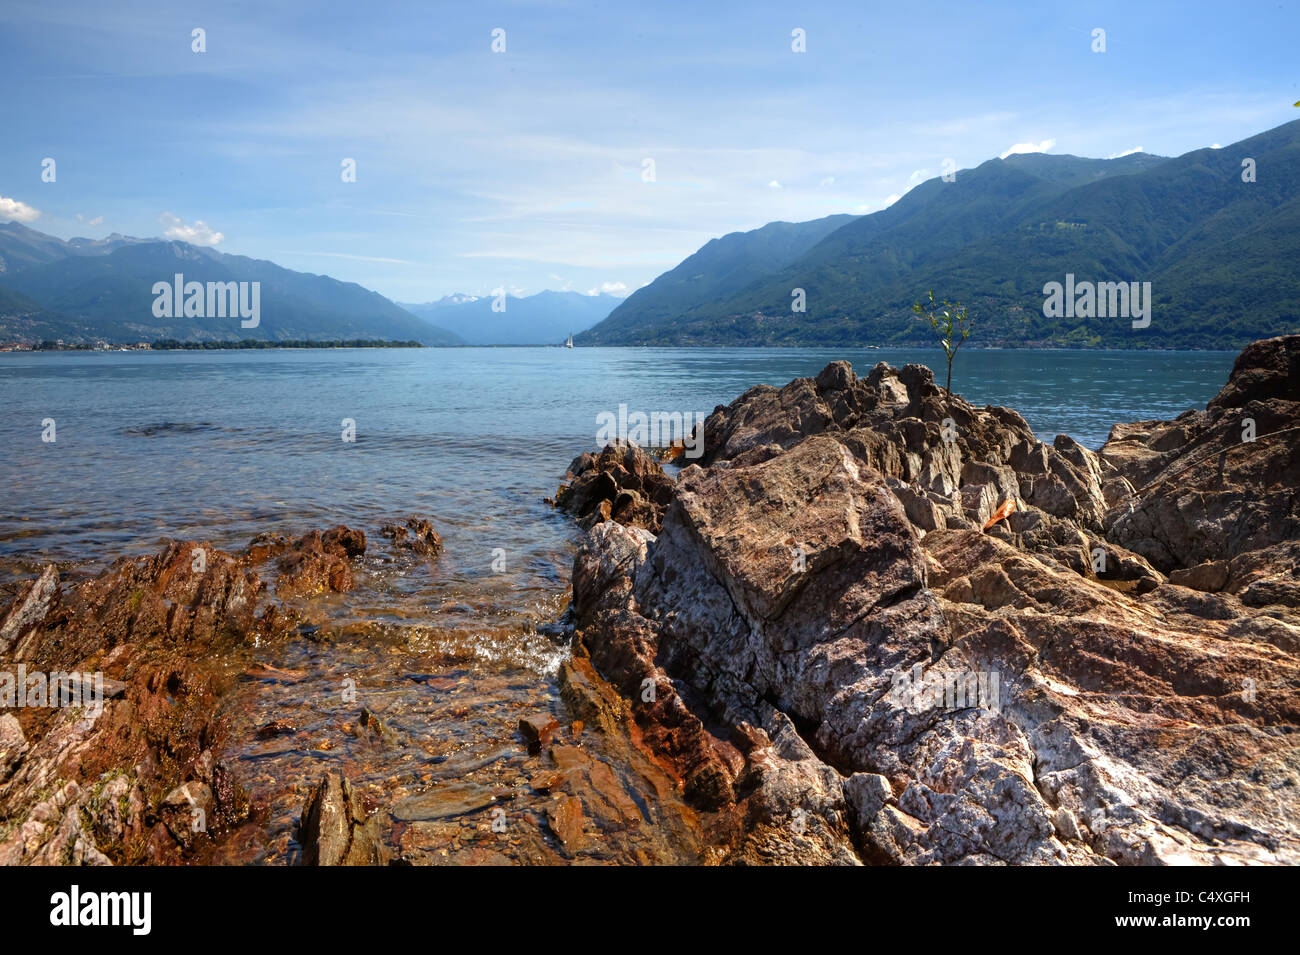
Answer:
top-left (379, 516), bottom-right (442, 556)
top-left (554, 441), bottom-right (675, 533)
top-left (518, 714), bottom-right (560, 754)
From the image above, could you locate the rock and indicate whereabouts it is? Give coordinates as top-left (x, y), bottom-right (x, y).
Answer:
top-left (161, 781), bottom-right (214, 849)
top-left (0, 564), bottom-right (58, 657)
top-left (379, 517), bottom-right (442, 556)
top-left (1101, 334), bottom-right (1300, 571)
top-left (518, 714), bottom-right (560, 755)
top-left (0, 531), bottom-right (329, 865)
top-left (256, 719), bottom-right (297, 739)
top-left (390, 783), bottom-right (506, 822)
top-left (546, 794), bottom-right (586, 851)
top-left (558, 338), bottom-right (1300, 866)
top-left (0, 714), bottom-right (28, 785)
top-left (554, 441), bottom-right (675, 533)
top-left (276, 528), bottom-right (364, 596)
top-left (298, 771), bottom-right (386, 865)
top-left (357, 706), bottom-right (394, 743)
top-left (322, 525), bottom-right (367, 558)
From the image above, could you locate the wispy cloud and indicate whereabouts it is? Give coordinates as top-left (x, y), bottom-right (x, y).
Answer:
top-left (1106, 146), bottom-right (1144, 158)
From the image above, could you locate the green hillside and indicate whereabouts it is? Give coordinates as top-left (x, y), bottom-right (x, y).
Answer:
top-left (579, 120), bottom-right (1300, 349)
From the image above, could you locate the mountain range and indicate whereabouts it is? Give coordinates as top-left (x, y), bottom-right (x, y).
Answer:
top-left (399, 290), bottom-right (619, 345)
top-left (0, 223), bottom-right (465, 345)
top-left (579, 119), bottom-right (1300, 349)
top-left (4, 118), bottom-right (1297, 350)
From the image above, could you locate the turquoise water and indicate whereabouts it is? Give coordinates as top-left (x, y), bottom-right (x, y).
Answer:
top-left (0, 346), bottom-right (1234, 578)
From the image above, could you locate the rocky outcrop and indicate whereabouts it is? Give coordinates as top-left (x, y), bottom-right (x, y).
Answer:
top-left (565, 337), bottom-right (1300, 865)
top-left (1101, 334), bottom-right (1300, 576)
top-left (554, 442), bottom-right (675, 533)
top-left (0, 526), bottom-right (368, 865)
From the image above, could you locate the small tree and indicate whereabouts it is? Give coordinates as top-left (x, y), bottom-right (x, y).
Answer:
top-left (912, 291), bottom-right (974, 399)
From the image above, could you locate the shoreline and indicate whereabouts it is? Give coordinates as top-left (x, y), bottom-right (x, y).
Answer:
top-left (0, 342), bottom-right (1242, 353)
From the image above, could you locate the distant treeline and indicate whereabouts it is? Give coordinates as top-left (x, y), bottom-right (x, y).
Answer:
top-left (31, 339), bottom-right (425, 351)
top-left (149, 339), bottom-right (425, 349)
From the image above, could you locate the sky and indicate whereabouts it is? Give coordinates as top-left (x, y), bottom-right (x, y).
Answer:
top-left (1, 0), bottom-right (1296, 303)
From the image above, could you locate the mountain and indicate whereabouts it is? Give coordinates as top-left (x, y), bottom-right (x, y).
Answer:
top-left (400, 290), bottom-right (619, 345)
top-left (0, 221), bottom-right (149, 274)
top-left (0, 224), bottom-right (464, 345)
top-left (579, 120), bottom-right (1300, 349)
top-left (583, 214), bottom-right (856, 343)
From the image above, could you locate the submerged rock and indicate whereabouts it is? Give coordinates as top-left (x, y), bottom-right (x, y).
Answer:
top-left (380, 516), bottom-right (442, 557)
top-left (563, 336), bottom-right (1300, 865)
top-left (298, 771), bottom-right (386, 865)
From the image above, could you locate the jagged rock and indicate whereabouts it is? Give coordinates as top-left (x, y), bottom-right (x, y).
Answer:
top-left (0, 530), bottom-right (360, 865)
top-left (298, 771), bottom-right (385, 866)
top-left (379, 517), bottom-right (441, 556)
top-left (555, 441), bottom-right (675, 533)
top-left (0, 564), bottom-right (58, 657)
top-left (1101, 334), bottom-right (1300, 571)
top-left (562, 337), bottom-right (1300, 866)
top-left (276, 528), bottom-right (365, 596)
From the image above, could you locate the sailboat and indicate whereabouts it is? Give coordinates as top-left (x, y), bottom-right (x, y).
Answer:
top-left (565, 334), bottom-right (573, 349)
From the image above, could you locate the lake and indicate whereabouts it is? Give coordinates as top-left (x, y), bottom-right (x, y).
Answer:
top-left (0, 346), bottom-right (1235, 577)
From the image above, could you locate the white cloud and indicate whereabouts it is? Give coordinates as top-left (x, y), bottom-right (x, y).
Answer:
top-left (0, 195), bottom-right (41, 223)
top-left (999, 138), bottom-right (1056, 159)
top-left (853, 194), bottom-right (900, 214)
top-left (160, 212), bottom-right (224, 246)
top-left (768, 180), bottom-right (782, 189)
top-left (819, 176), bottom-right (835, 187)
top-left (1211, 143), bottom-right (1222, 149)
top-left (907, 168), bottom-right (931, 186)
top-left (75, 213), bottom-right (104, 226)
top-left (1106, 146), bottom-right (1144, 158)
top-left (586, 280), bottom-right (629, 296)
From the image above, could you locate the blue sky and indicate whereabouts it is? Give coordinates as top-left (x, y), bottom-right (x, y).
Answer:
top-left (1, 0), bottom-right (1296, 303)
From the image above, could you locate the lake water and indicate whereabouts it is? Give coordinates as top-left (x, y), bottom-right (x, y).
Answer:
top-left (0, 346), bottom-right (1235, 577)
top-left (0, 345), bottom-right (1239, 863)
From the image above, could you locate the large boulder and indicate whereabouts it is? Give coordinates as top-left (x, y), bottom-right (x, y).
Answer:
top-left (563, 339), bottom-right (1300, 865)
